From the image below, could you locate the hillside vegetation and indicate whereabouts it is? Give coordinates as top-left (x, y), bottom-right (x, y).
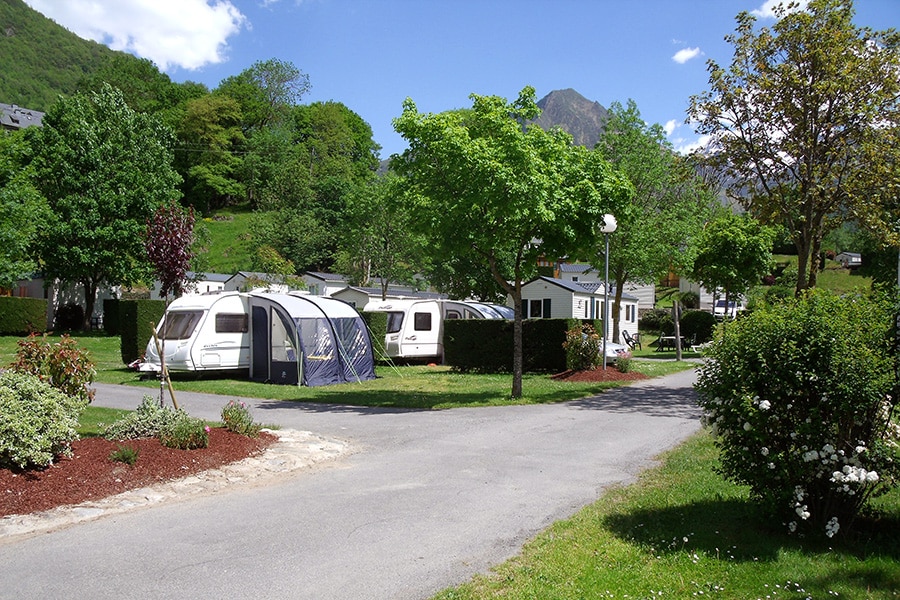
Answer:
top-left (0, 0), bottom-right (125, 110)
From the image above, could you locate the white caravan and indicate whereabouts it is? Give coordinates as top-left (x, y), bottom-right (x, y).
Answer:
top-left (140, 292), bottom-right (251, 373)
top-left (363, 299), bottom-right (511, 362)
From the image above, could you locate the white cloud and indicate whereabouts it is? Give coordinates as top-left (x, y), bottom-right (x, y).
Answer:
top-left (23, 0), bottom-right (247, 71)
top-left (664, 119), bottom-right (678, 136)
top-left (674, 134), bottom-right (713, 155)
top-left (672, 47), bottom-right (701, 64)
top-left (751, 0), bottom-right (810, 19)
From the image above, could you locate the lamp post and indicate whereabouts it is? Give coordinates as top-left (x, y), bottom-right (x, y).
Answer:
top-left (599, 214), bottom-right (617, 370)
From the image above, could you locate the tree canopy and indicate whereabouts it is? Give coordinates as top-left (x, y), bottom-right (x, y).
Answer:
top-left (594, 100), bottom-right (715, 342)
top-left (688, 0), bottom-right (900, 295)
top-left (393, 86), bottom-right (632, 397)
top-left (28, 84), bottom-right (181, 328)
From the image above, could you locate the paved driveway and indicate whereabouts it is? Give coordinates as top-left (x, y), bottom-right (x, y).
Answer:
top-left (0, 368), bottom-right (701, 600)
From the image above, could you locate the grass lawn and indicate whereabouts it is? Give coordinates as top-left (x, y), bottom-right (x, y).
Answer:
top-left (433, 431), bottom-right (900, 600)
top-left (0, 334), bottom-right (696, 410)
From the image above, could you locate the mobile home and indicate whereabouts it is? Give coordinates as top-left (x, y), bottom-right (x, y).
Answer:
top-left (363, 299), bottom-right (511, 362)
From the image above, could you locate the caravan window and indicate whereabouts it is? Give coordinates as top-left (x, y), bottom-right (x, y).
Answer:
top-left (414, 312), bottom-right (432, 331)
top-left (216, 313), bottom-right (248, 333)
top-left (161, 311), bottom-right (202, 340)
top-left (386, 312), bottom-right (404, 334)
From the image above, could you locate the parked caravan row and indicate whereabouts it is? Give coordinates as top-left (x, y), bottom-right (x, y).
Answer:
top-left (363, 299), bottom-right (513, 362)
top-left (139, 291), bottom-right (376, 387)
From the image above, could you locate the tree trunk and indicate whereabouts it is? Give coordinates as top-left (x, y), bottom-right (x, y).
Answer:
top-left (612, 281), bottom-right (624, 344)
top-left (807, 234), bottom-right (822, 290)
top-left (511, 288), bottom-right (523, 399)
top-left (82, 278), bottom-right (98, 331)
top-left (795, 239), bottom-right (812, 296)
top-left (673, 300), bottom-right (682, 361)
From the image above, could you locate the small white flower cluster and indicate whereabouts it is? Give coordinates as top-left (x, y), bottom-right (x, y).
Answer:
top-left (831, 465), bottom-right (879, 489)
top-left (825, 516), bottom-right (840, 538)
top-left (793, 486), bottom-right (810, 520)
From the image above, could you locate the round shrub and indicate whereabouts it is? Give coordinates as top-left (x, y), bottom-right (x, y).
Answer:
top-left (680, 291), bottom-right (700, 309)
top-left (695, 289), bottom-right (900, 538)
top-left (0, 371), bottom-right (84, 469)
top-left (562, 323), bottom-right (601, 371)
top-left (639, 308), bottom-right (674, 335)
top-left (103, 395), bottom-right (179, 440)
top-left (159, 412), bottom-right (209, 450)
top-left (679, 309), bottom-right (717, 345)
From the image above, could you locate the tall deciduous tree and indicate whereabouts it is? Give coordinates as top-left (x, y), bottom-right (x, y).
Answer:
top-left (688, 213), bottom-right (775, 318)
top-left (334, 173), bottom-right (428, 299)
top-left (216, 58), bottom-right (310, 132)
top-left (594, 100), bottom-right (715, 343)
top-left (393, 87), bottom-right (632, 398)
top-left (688, 0), bottom-right (900, 295)
top-left (0, 130), bottom-right (47, 290)
top-left (29, 84), bottom-right (181, 329)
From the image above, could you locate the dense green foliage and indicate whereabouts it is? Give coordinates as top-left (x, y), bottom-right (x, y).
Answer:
top-left (0, 0), bottom-right (123, 110)
top-left (0, 371), bottom-right (84, 469)
top-left (695, 289), bottom-right (900, 537)
top-left (689, 0), bottom-right (900, 293)
top-left (360, 311), bottom-right (388, 361)
top-left (118, 299), bottom-right (166, 366)
top-left (595, 99), bottom-right (715, 342)
top-left (563, 323), bottom-right (602, 371)
top-left (678, 309), bottom-right (717, 344)
top-left (0, 296), bottom-right (46, 334)
top-left (0, 130), bottom-right (47, 288)
top-left (28, 84), bottom-right (181, 327)
top-left (394, 86), bottom-right (632, 397)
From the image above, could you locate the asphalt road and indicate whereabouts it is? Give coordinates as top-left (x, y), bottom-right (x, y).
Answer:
top-left (0, 367), bottom-right (701, 600)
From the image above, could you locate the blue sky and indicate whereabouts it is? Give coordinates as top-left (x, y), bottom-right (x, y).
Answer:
top-left (24, 0), bottom-right (900, 157)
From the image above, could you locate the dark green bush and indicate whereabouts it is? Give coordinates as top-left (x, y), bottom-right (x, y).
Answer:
top-left (54, 302), bottom-right (84, 331)
top-left (695, 289), bottom-right (900, 537)
top-left (361, 311), bottom-right (388, 361)
top-left (680, 291), bottom-right (700, 309)
top-left (103, 298), bottom-right (120, 335)
top-left (639, 308), bottom-right (674, 335)
top-left (679, 310), bottom-right (717, 344)
top-left (0, 297), bottom-right (47, 334)
top-left (159, 412), bottom-right (209, 450)
top-left (119, 299), bottom-right (166, 365)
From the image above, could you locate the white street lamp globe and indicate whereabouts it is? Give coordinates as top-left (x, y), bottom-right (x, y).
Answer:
top-left (599, 214), bottom-right (617, 234)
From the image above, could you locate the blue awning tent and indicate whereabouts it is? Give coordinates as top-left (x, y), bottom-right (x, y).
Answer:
top-left (248, 292), bottom-right (376, 386)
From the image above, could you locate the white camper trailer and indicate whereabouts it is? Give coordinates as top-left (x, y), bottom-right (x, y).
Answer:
top-left (363, 299), bottom-right (510, 362)
top-left (140, 292), bottom-right (251, 373)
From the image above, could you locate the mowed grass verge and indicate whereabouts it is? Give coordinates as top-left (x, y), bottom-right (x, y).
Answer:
top-left (0, 334), bottom-right (694, 410)
top-left (433, 431), bottom-right (900, 600)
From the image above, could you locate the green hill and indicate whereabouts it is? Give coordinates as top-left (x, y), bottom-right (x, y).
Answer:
top-left (0, 0), bottom-right (130, 110)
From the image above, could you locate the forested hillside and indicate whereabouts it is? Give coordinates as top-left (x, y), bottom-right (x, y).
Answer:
top-left (0, 0), bottom-right (125, 110)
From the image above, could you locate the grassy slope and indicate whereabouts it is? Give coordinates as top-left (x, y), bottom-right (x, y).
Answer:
top-left (196, 207), bottom-right (255, 275)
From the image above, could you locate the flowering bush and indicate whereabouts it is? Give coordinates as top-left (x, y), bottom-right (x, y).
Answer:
top-left (0, 371), bottom-right (84, 469)
top-left (11, 333), bottom-right (96, 406)
top-left (563, 324), bottom-right (601, 371)
top-left (616, 350), bottom-right (633, 373)
top-left (221, 400), bottom-right (261, 437)
top-left (695, 289), bottom-right (900, 537)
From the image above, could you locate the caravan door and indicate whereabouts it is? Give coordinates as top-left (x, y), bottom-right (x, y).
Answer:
top-left (398, 302), bottom-right (442, 360)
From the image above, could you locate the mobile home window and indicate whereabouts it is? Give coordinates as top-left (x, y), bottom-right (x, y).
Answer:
top-left (386, 312), bottom-right (404, 333)
top-left (414, 311), bottom-right (432, 331)
top-left (216, 313), bottom-right (248, 333)
top-left (161, 311), bottom-right (202, 340)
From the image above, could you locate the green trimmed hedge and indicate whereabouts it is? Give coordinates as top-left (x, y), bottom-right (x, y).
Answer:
top-left (103, 298), bottom-right (121, 335)
top-left (119, 299), bottom-right (166, 366)
top-left (0, 297), bottom-right (47, 335)
top-left (361, 311), bottom-right (388, 361)
top-left (445, 318), bottom-right (600, 373)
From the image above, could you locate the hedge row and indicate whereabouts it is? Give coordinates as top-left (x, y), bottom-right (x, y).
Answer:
top-left (119, 299), bottom-right (166, 365)
top-left (360, 311), bottom-right (388, 361)
top-left (0, 297), bottom-right (48, 335)
top-left (444, 318), bottom-right (601, 373)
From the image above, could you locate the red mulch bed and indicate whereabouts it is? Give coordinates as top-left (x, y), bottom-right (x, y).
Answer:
top-left (550, 368), bottom-right (649, 383)
top-left (0, 428), bottom-right (276, 518)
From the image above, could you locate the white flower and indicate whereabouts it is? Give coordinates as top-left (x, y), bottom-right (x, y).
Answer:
top-left (743, 422), bottom-right (752, 431)
top-left (825, 517), bottom-right (840, 538)
top-left (758, 399), bottom-right (771, 411)
top-left (761, 447), bottom-right (769, 456)
top-left (855, 445), bottom-right (866, 455)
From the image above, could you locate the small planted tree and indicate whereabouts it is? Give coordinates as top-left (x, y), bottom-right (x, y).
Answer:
top-left (144, 201), bottom-right (195, 406)
top-left (695, 289), bottom-right (900, 537)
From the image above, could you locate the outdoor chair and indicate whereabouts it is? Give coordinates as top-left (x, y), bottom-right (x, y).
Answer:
top-left (622, 330), bottom-right (641, 350)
